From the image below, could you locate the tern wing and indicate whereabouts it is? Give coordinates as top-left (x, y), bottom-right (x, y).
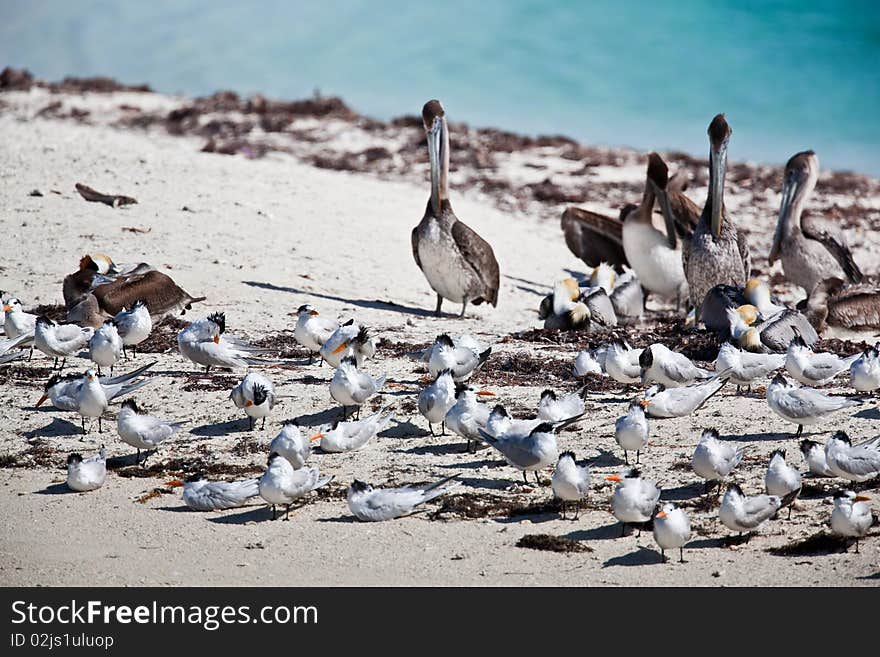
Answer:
top-left (194, 479), bottom-right (260, 510)
top-left (834, 447), bottom-right (880, 478)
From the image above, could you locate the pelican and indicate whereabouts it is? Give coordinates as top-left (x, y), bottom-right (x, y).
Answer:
top-left (769, 151), bottom-right (863, 295)
top-left (560, 206), bottom-right (627, 270)
top-left (800, 277), bottom-right (880, 336)
top-left (411, 100), bottom-right (499, 317)
top-left (683, 115), bottom-right (750, 317)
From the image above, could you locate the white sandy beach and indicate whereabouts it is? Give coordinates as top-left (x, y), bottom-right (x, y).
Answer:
top-left (0, 84), bottom-right (878, 586)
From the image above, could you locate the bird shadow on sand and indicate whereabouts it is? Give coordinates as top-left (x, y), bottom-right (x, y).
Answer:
top-left (456, 476), bottom-right (517, 492)
top-left (723, 430), bottom-right (794, 443)
top-left (157, 505), bottom-right (197, 513)
top-left (687, 536), bottom-right (739, 550)
top-left (379, 419), bottom-right (430, 439)
top-left (589, 449), bottom-right (627, 468)
top-left (563, 522), bottom-right (632, 542)
top-left (106, 453), bottom-right (143, 469)
top-left (242, 280), bottom-right (447, 318)
top-left (191, 418), bottom-right (254, 437)
top-left (293, 407), bottom-right (348, 427)
top-left (207, 506), bottom-right (276, 524)
top-left (603, 546), bottom-right (664, 567)
top-left (857, 572), bottom-right (880, 580)
top-left (35, 483), bottom-right (71, 495)
top-left (660, 482), bottom-right (703, 502)
top-left (437, 458), bottom-right (505, 470)
top-left (315, 514), bottom-right (360, 523)
top-left (24, 417), bottom-right (82, 439)
top-left (854, 406), bottom-right (880, 420)
top-left (394, 440), bottom-right (472, 457)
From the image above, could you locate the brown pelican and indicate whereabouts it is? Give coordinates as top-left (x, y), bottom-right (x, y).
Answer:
top-left (683, 114), bottom-right (750, 318)
top-left (800, 277), bottom-right (880, 335)
top-left (560, 206), bottom-right (627, 269)
top-left (769, 151), bottom-right (863, 294)
top-left (646, 152), bottom-right (701, 255)
top-left (411, 100), bottom-right (500, 317)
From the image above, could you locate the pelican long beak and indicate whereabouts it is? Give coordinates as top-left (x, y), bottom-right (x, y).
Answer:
top-left (770, 174), bottom-right (798, 265)
top-left (36, 393), bottom-right (48, 407)
top-left (709, 140), bottom-right (728, 239)
top-left (331, 342), bottom-right (348, 355)
top-left (605, 475), bottom-right (622, 482)
top-left (477, 390), bottom-right (495, 397)
top-left (426, 116), bottom-right (446, 215)
top-left (854, 495), bottom-right (871, 502)
top-left (309, 433), bottom-right (324, 443)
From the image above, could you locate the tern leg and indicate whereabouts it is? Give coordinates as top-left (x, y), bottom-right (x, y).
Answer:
top-left (284, 504), bottom-right (291, 521)
top-left (679, 547), bottom-right (685, 563)
top-left (248, 416), bottom-right (254, 431)
top-left (60, 358), bottom-right (66, 371)
top-left (573, 501), bottom-right (580, 520)
top-left (534, 471), bottom-right (542, 485)
top-left (133, 345), bottom-right (137, 357)
top-left (624, 451), bottom-right (629, 465)
top-left (319, 357), bottom-right (324, 367)
top-left (621, 523), bottom-right (626, 537)
top-left (97, 366), bottom-right (102, 376)
top-left (441, 421), bottom-right (446, 436)
top-left (271, 505), bottom-right (277, 521)
top-left (98, 416), bottom-right (102, 433)
top-left (636, 450), bottom-right (640, 465)
top-left (661, 548), bottom-right (666, 562)
top-left (81, 415), bottom-right (86, 434)
top-left (458, 299), bottom-right (468, 319)
top-left (787, 505), bottom-right (792, 520)
top-left (342, 406), bottom-right (348, 420)
top-left (560, 501), bottom-right (566, 519)
top-left (522, 471), bottom-right (528, 485)
top-left (53, 357), bottom-right (58, 369)
top-left (434, 294), bottom-right (443, 317)
top-left (855, 539), bottom-right (860, 554)
top-left (796, 424), bottom-right (803, 437)
top-left (429, 423), bottom-right (436, 437)
top-left (28, 346), bottom-right (33, 360)
top-left (261, 417), bottom-right (266, 430)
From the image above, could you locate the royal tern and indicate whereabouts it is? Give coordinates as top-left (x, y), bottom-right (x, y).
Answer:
top-left (34, 316), bottom-right (94, 369)
top-left (799, 438), bottom-right (833, 477)
top-left (116, 398), bottom-right (186, 465)
top-left (258, 453), bottom-right (333, 520)
top-left (66, 447), bottom-right (107, 492)
top-left (653, 503), bottom-right (691, 562)
top-left (764, 449), bottom-right (802, 518)
top-left (268, 423), bottom-right (311, 469)
top-left (427, 333), bottom-right (491, 381)
top-left (37, 360), bottom-right (155, 410)
top-left (445, 384), bottom-right (495, 452)
top-left (609, 270), bottom-right (645, 323)
top-left (3, 297), bottom-right (36, 340)
top-left (294, 304), bottom-right (339, 364)
top-left (310, 407), bottom-right (395, 453)
top-left (640, 376), bottom-right (728, 419)
top-left (607, 468), bottom-right (661, 535)
top-left (329, 356), bottom-right (385, 419)
top-left (177, 312), bottom-right (277, 372)
top-left (615, 401), bottom-right (649, 464)
top-left (551, 451), bottom-right (590, 519)
top-left (692, 428), bottom-right (744, 493)
top-left (319, 319), bottom-right (376, 368)
top-left (766, 373), bottom-right (861, 436)
top-left (785, 335), bottom-right (859, 386)
top-left (719, 483), bottom-right (797, 540)
top-left (714, 341), bottom-right (785, 391)
top-left (182, 474), bottom-right (260, 511)
top-left (830, 490), bottom-right (873, 553)
top-left (230, 372), bottom-right (276, 430)
top-left (113, 299), bottom-right (152, 358)
top-left (824, 431), bottom-right (880, 482)
top-left (88, 319), bottom-right (123, 375)
top-left (640, 343), bottom-right (711, 387)
top-left (74, 369), bottom-right (108, 433)
top-left (418, 369), bottom-right (456, 435)
top-left (604, 339), bottom-right (643, 385)
top-left (537, 387), bottom-right (587, 423)
top-left (346, 474), bottom-right (461, 522)
top-left (572, 348), bottom-right (604, 377)
top-left (849, 344), bottom-right (880, 392)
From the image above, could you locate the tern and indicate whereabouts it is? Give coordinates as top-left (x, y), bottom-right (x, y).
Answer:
top-left (258, 453), bottom-right (333, 520)
top-left (319, 319), bottom-right (376, 368)
top-left (850, 343), bottom-right (880, 392)
top-left (75, 369), bottom-right (108, 433)
top-left (329, 356), bottom-right (386, 419)
top-left (418, 369), bottom-right (456, 435)
top-left (346, 474), bottom-right (461, 522)
top-left (113, 299), bottom-right (152, 358)
top-left (830, 490), bottom-right (873, 553)
top-left (177, 312), bottom-right (277, 372)
top-left (572, 348), bottom-right (604, 377)
top-left (3, 297), bottom-right (37, 340)
top-left (551, 451), bottom-right (590, 519)
top-left (766, 373), bottom-right (861, 436)
top-left (608, 269), bottom-right (645, 323)
top-left (537, 387), bottom-right (587, 423)
top-left (604, 339), bottom-right (643, 385)
top-left (445, 384), bottom-right (495, 452)
top-left (37, 361), bottom-right (155, 410)
top-left (268, 422), bottom-right (311, 468)
top-left (88, 319), bottom-right (123, 375)
top-left (714, 341), bottom-right (785, 392)
top-left (66, 447), bottom-right (107, 492)
top-left (34, 316), bottom-right (94, 369)
top-left (692, 428), bottom-right (744, 493)
top-left (116, 399), bottom-right (186, 465)
top-left (640, 343), bottom-right (711, 387)
top-left (607, 469), bottom-right (661, 536)
top-left (785, 335), bottom-right (859, 386)
top-left (230, 372), bottom-right (276, 430)
top-left (427, 333), bottom-right (491, 381)
top-left (412, 99), bottom-right (500, 317)
top-left (294, 304), bottom-right (339, 364)
top-left (484, 404), bottom-right (540, 438)
top-left (640, 376), bottom-right (728, 418)
top-left (824, 431), bottom-right (880, 482)
top-left (615, 401), bottom-right (649, 464)
top-left (764, 449), bottom-right (802, 519)
top-left (310, 407), bottom-right (395, 453)
top-left (719, 483), bottom-right (796, 540)
top-left (799, 439), bottom-right (833, 477)
top-left (653, 503), bottom-right (691, 563)
top-left (182, 474), bottom-right (260, 511)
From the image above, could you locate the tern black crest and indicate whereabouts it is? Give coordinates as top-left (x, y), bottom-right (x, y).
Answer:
top-left (789, 334), bottom-right (807, 349)
top-left (530, 422), bottom-right (555, 435)
top-left (770, 448), bottom-right (786, 460)
top-left (296, 304), bottom-right (310, 313)
top-left (491, 405), bottom-right (509, 418)
top-left (252, 384), bottom-right (268, 406)
top-left (727, 483), bottom-right (744, 496)
top-left (540, 389), bottom-right (556, 402)
top-left (702, 428), bottom-right (720, 440)
top-left (799, 438), bottom-right (819, 454)
top-left (331, 420), bottom-right (340, 430)
top-left (436, 334), bottom-right (454, 348)
top-left (36, 315), bottom-right (54, 326)
top-left (342, 318), bottom-right (354, 327)
top-left (350, 479), bottom-right (370, 493)
top-left (436, 368), bottom-right (454, 381)
top-left (638, 346), bottom-right (653, 369)
top-left (831, 430), bottom-right (851, 445)
top-left (559, 450), bottom-right (576, 462)
top-left (185, 473), bottom-right (204, 483)
top-left (267, 452), bottom-right (281, 464)
top-left (646, 152), bottom-right (669, 189)
top-left (121, 399), bottom-right (144, 413)
top-left (207, 312), bottom-right (226, 334)
top-left (770, 373), bottom-right (788, 386)
top-left (67, 453), bottom-right (83, 465)
top-left (453, 382), bottom-right (469, 398)
top-left (708, 113), bottom-right (731, 147)
top-left (421, 99), bottom-right (445, 128)
top-left (131, 298), bottom-right (147, 310)
top-left (832, 489), bottom-right (850, 501)
top-left (355, 326), bottom-right (370, 344)
top-left (341, 355), bottom-right (358, 367)
top-left (625, 468), bottom-right (641, 479)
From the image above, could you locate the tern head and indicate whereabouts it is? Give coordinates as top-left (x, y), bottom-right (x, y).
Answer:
top-left (453, 382), bottom-right (470, 399)
top-left (207, 312), bottom-right (226, 336)
top-left (267, 452), bottom-right (282, 466)
top-left (67, 453), bottom-right (83, 466)
top-left (490, 405), bottom-right (509, 419)
top-left (558, 451), bottom-right (576, 464)
top-left (354, 325), bottom-right (370, 346)
top-left (350, 479), bottom-right (372, 494)
top-left (529, 422), bottom-right (556, 437)
top-left (700, 428), bottom-right (720, 443)
top-left (185, 473), bottom-right (205, 483)
top-left (638, 345), bottom-right (654, 369)
top-left (435, 334), bottom-right (455, 349)
top-left (296, 304), bottom-right (319, 316)
top-left (799, 438), bottom-right (820, 457)
top-left (84, 369), bottom-right (97, 382)
top-left (35, 315), bottom-right (56, 328)
top-left (769, 373), bottom-right (790, 389)
top-left (435, 368), bottom-right (454, 383)
top-left (121, 399), bottom-right (144, 414)
top-left (540, 389), bottom-right (557, 403)
top-left (251, 384), bottom-right (269, 407)
top-left (130, 298), bottom-right (147, 311)
top-left (655, 502), bottom-right (676, 519)
top-left (787, 334), bottom-right (809, 352)
top-left (769, 448), bottom-right (787, 465)
top-left (2, 297), bottom-right (21, 313)
top-left (829, 431), bottom-right (851, 446)
top-left (833, 490), bottom-right (870, 504)
top-left (340, 355), bottom-right (358, 369)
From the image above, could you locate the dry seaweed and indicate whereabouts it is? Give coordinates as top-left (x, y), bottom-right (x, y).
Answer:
top-left (766, 532), bottom-right (851, 556)
top-left (470, 352), bottom-right (572, 387)
top-left (137, 316), bottom-right (189, 353)
top-left (516, 534), bottom-right (593, 553)
top-left (252, 332), bottom-right (311, 359)
top-left (113, 457), bottom-right (262, 480)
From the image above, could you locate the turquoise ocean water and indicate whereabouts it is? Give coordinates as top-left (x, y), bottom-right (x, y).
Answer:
top-left (2, 0), bottom-right (878, 174)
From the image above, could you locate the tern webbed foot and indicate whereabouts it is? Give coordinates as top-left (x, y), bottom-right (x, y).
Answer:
top-left (434, 294), bottom-right (443, 317)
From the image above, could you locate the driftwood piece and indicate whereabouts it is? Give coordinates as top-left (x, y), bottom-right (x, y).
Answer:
top-left (75, 183), bottom-right (137, 207)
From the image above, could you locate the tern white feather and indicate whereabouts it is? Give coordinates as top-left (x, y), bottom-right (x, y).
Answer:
top-left (614, 401), bottom-right (649, 464)
top-left (830, 490), bottom-right (873, 553)
top-left (329, 356), bottom-right (385, 419)
top-left (766, 373), bottom-right (861, 436)
top-left (824, 431), bottom-right (880, 482)
top-left (445, 384), bottom-right (495, 452)
top-left (88, 319), bottom-right (123, 375)
top-left (418, 369), bottom-right (456, 434)
top-left (640, 343), bottom-right (711, 388)
top-left (177, 312), bottom-right (278, 371)
top-left (640, 376), bottom-right (728, 418)
top-left (294, 304), bottom-right (339, 363)
top-left (719, 483), bottom-right (795, 537)
top-left (714, 342), bottom-right (785, 390)
top-left (849, 344), bottom-right (880, 392)
top-left (799, 439), bottom-right (833, 477)
top-left (268, 423), bottom-right (311, 468)
top-left (764, 449), bottom-right (802, 518)
top-left (230, 372), bottom-right (276, 430)
top-left (258, 453), bottom-right (333, 520)
top-left (551, 451), bottom-right (590, 519)
top-left (603, 339), bottom-right (643, 384)
top-left (426, 333), bottom-right (491, 381)
top-left (653, 503), bottom-right (691, 562)
top-left (182, 474), bottom-right (260, 511)
top-left (607, 468), bottom-right (661, 532)
top-left (34, 316), bottom-right (94, 369)
top-left (66, 448), bottom-right (107, 492)
top-left (346, 475), bottom-right (460, 522)
top-left (692, 429), bottom-right (744, 490)
top-left (116, 398), bottom-right (185, 465)
top-left (319, 320), bottom-right (375, 368)
top-left (310, 408), bottom-right (395, 453)
top-left (537, 387), bottom-right (587, 423)
top-left (113, 299), bottom-right (152, 357)
top-left (785, 335), bottom-right (859, 386)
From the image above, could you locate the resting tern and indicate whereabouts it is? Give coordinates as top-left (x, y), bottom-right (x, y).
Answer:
top-left (714, 342), bottom-right (785, 392)
top-left (572, 349), bottom-right (604, 377)
top-left (75, 369), bottom-right (108, 433)
top-left (719, 483), bottom-right (796, 539)
top-left (445, 383), bottom-right (495, 452)
top-left (88, 319), bottom-right (123, 375)
top-left (329, 356), bottom-right (386, 419)
top-left (478, 415), bottom-right (583, 484)
top-left (640, 376), bottom-right (728, 418)
top-left (849, 343), bottom-right (880, 392)
top-left (230, 372), bottom-right (276, 430)
top-left (639, 343), bottom-right (711, 387)
top-left (113, 299), bottom-right (152, 358)
top-left (116, 398), bottom-right (186, 465)
top-left (830, 490), bottom-right (873, 553)
top-left (2, 298), bottom-right (36, 340)
top-left (485, 404), bottom-right (540, 438)
top-left (177, 312), bottom-right (277, 372)
top-left (764, 449), bottom-right (802, 519)
top-left (66, 447), bottom-right (107, 492)
top-left (427, 333), bottom-right (491, 381)
top-left (319, 319), bottom-right (376, 368)
top-left (604, 339), bottom-right (643, 385)
top-left (551, 451), bottom-right (590, 519)
top-left (182, 474), bottom-right (260, 511)
top-left (537, 387), bottom-right (587, 423)
top-left (692, 428), bottom-right (744, 493)
top-left (0, 332), bottom-right (32, 361)
top-left (346, 474), bottom-right (461, 522)
top-left (653, 503), bottom-right (691, 562)
top-left (607, 468), bottom-right (661, 535)
top-left (766, 373), bottom-right (861, 437)
top-left (37, 360), bottom-right (155, 410)
top-left (258, 453), bottom-right (333, 520)
top-left (310, 407), bottom-right (395, 453)
top-left (0, 349), bottom-right (24, 365)
top-left (824, 431), bottom-right (880, 482)
top-left (34, 316), bottom-right (94, 369)
top-left (418, 369), bottom-right (456, 435)
top-left (785, 335), bottom-right (859, 386)
top-left (799, 439), bottom-right (833, 477)
top-left (294, 304), bottom-right (339, 364)
top-left (268, 423), bottom-right (311, 468)
top-left (615, 401), bottom-right (649, 464)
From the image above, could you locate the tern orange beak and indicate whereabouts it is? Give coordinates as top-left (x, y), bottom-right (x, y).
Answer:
top-left (36, 393), bottom-right (48, 407)
top-left (854, 495), bottom-right (871, 502)
top-left (309, 310), bottom-right (319, 316)
top-left (477, 390), bottom-right (495, 397)
top-left (244, 400), bottom-right (253, 407)
top-left (2, 305), bottom-right (11, 312)
top-left (213, 335), bottom-right (220, 344)
top-left (605, 475), bottom-right (622, 482)
top-left (656, 511), bottom-right (667, 519)
top-left (309, 433), bottom-right (324, 442)
top-left (639, 399), bottom-right (650, 409)
top-left (331, 342), bottom-right (348, 355)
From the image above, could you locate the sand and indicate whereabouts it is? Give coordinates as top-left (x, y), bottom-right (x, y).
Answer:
top-left (0, 82), bottom-right (878, 586)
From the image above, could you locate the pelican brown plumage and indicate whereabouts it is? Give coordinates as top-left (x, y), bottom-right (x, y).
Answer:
top-left (769, 151), bottom-right (863, 294)
top-left (800, 277), bottom-right (880, 335)
top-left (560, 206), bottom-right (627, 270)
top-left (411, 100), bottom-right (500, 318)
top-left (683, 114), bottom-right (750, 318)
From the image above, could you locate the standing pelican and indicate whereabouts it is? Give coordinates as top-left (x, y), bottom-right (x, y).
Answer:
top-left (411, 100), bottom-right (500, 317)
top-left (684, 115), bottom-right (750, 317)
top-left (769, 151), bottom-right (862, 294)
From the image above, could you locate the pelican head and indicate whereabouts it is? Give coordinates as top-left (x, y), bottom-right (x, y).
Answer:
top-left (770, 150), bottom-right (819, 264)
top-left (422, 99), bottom-right (449, 214)
top-left (707, 114), bottom-right (731, 239)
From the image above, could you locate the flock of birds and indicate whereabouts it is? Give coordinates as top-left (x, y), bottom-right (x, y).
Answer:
top-left (2, 99), bottom-right (879, 565)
